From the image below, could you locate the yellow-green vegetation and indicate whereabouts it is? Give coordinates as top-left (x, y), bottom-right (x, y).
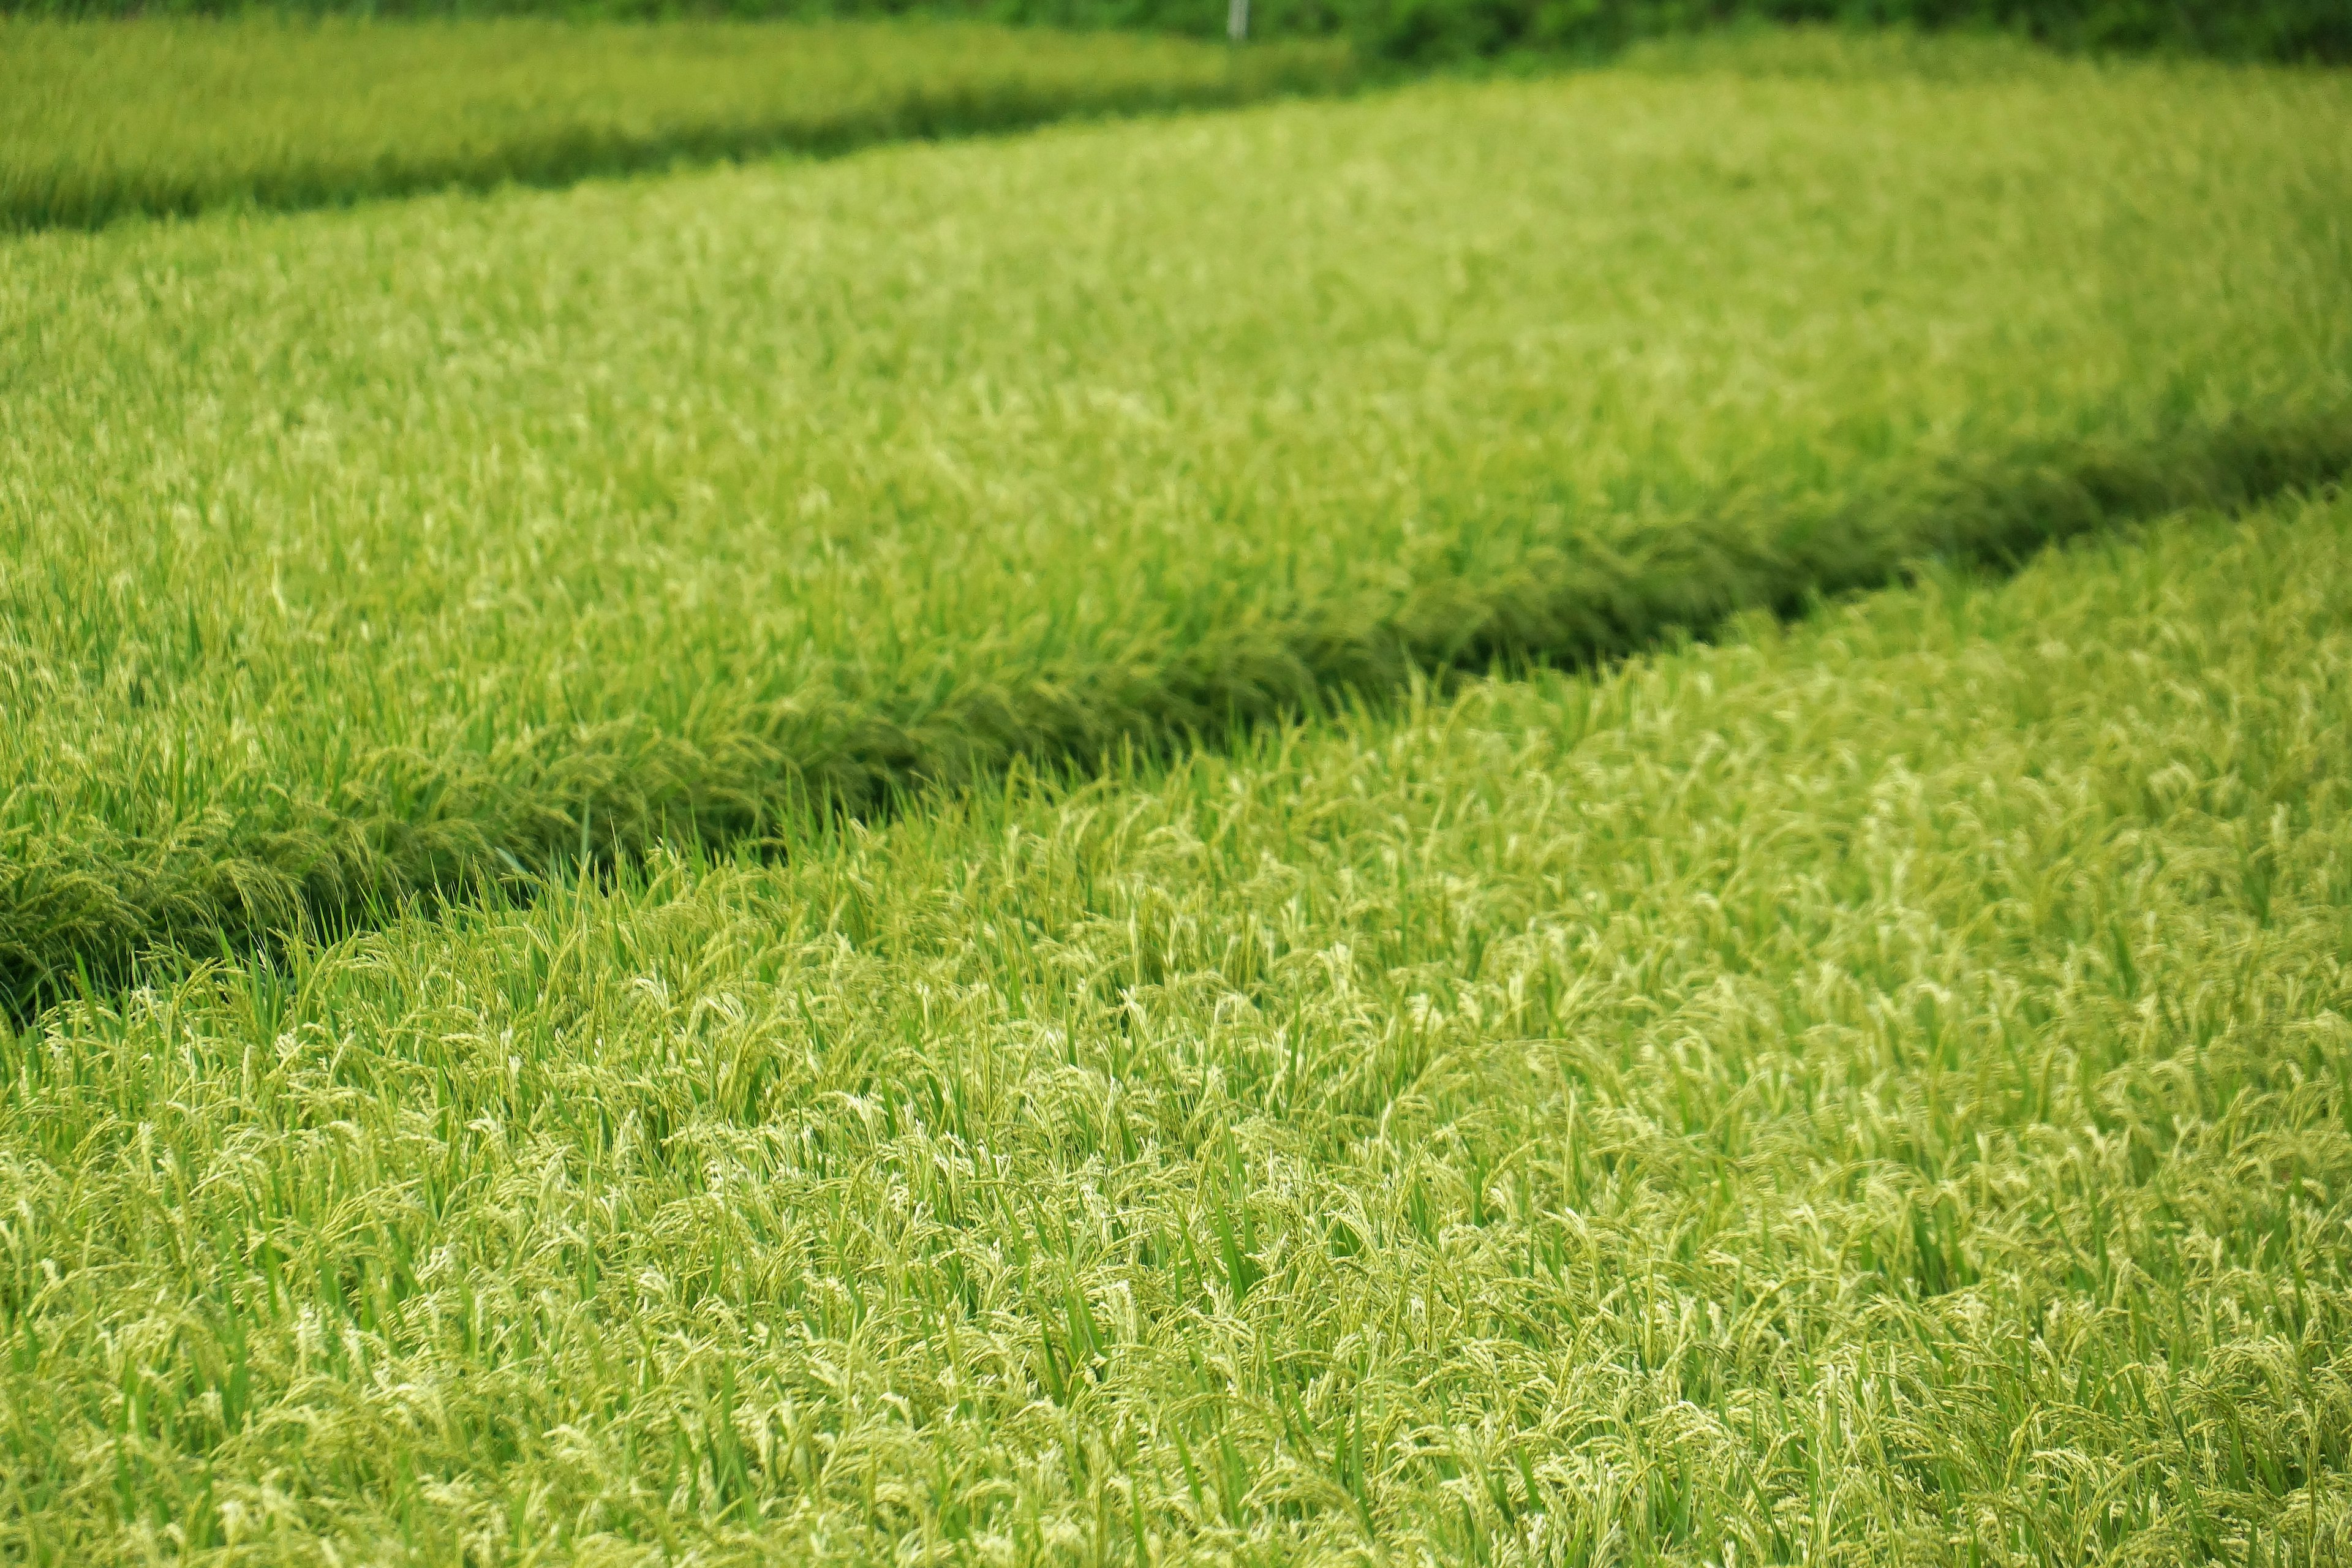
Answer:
top-left (6, 46), bottom-right (2351, 1013)
top-left (9, 34), bottom-right (2352, 1558)
top-left (6, 486), bottom-right (2350, 1561)
top-left (0, 17), bottom-right (1355, 231)
top-left (10, 0), bottom-right (2347, 67)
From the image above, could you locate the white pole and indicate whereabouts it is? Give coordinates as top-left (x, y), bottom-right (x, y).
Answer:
top-left (1228, 0), bottom-right (1249, 42)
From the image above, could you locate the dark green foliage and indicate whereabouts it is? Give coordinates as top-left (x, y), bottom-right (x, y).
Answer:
top-left (1335, 0), bottom-right (2352, 65)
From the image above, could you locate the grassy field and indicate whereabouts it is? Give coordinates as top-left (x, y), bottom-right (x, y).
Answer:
top-left (11, 0), bottom-right (2348, 66)
top-left (0, 18), bottom-right (1355, 232)
top-left (5, 482), bottom-right (2349, 1561)
top-left (6, 39), bottom-right (2351, 1014)
top-left (9, 28), bottom-right (2352, 1560)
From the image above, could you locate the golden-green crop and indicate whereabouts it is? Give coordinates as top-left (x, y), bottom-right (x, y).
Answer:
top-left (7, 42), bottom-right (2350, 1011)
top-left (0, 17), bottom-right (1357, 232)
top-left (6, 486), bottom-right (2349, 1561)
top-left (8, 28), bottom-right (2352, 1561)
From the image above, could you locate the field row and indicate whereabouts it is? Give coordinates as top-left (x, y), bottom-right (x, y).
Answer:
top-left (0, 18), bottom-right (1356, 233)
top-left (6, 42), bottom-right (2351, 1012)
top-left (14, 0), bottom-right (2350, 74)
top-left (6, 488), bottom-right (2348, 1558)
top-left (13, 17), bottom-right (2343, 238)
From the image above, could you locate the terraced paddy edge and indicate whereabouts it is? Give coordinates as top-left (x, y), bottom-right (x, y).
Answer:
top-left (0, 18), bottom-right (1357, 232)
top-left (6, 48), bottom-right (2351, 1016)
top-left (5, 490), bottom-right (2350, 1560)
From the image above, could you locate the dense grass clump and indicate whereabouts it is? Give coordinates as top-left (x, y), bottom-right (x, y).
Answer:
top-left (0, 18), bottom-right (1355, 232)
top-left (5, 489), bottom-right (2350, 1559)
top-left (6, 40), bottom-right (2351, 1012)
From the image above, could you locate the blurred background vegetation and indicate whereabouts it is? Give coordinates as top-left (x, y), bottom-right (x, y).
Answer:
top-left (3, 0), bottom-right (2344, 64)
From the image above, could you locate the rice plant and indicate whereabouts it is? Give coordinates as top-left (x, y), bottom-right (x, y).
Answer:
top-left (5, 38), bottom-right (2350, 1011)
top-left (0, 17), bottom-right (1356, 232)
top-left (3, 489), bottom-right (2348, 1561)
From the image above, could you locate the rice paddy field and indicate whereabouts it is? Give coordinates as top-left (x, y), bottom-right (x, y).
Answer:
top-left (0, 18), bottom-right (1355, 232)
top-left (4, 21), bottom-right (2351, 1566)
